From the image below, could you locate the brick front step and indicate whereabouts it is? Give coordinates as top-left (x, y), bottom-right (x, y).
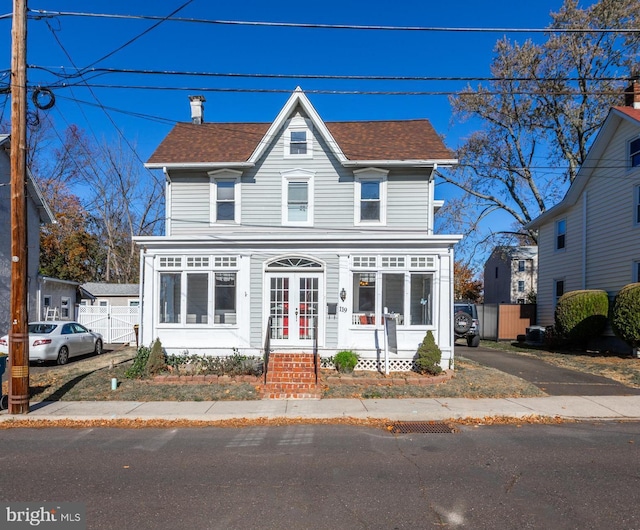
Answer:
top-left (262, 352), bottom-right (320, 399)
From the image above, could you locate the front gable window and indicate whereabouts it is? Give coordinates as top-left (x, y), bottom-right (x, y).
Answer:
top-left (630, 137), bottom-right (640, 168)
top-left (354, 168), bottom-right (388, 226)
top-left (209, 169), bottom-right (241, 224)
top-left (284, 115), bottom-right (313, 159)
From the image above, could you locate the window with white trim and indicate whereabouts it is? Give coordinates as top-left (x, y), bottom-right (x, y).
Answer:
top-left (354, 168), bottom-right (388, 225)
top-left (634, 261), bottom-right (640, 283)
top-left (518, 260), bottom-right (525, 272)
top-left (352, 270), bottom-right (434, 327)
top-left (281, 169), bottom-right (314, 226)
top-left (284, 115), bottom-right (313, 159)
top-left (631, 137), bottom-right (640, 168)
top-left (635, 185), bottom-right (640, 225)
top-left (158, 259), bottom-right (239, 326)
top-left (209, 169), bottom-right (241, 224)
top-left (61, 297), bottom-right (70, 318)
top-left (555, 219), bottom-right (566, 250)
top-left (518, 280), bottom-right (525, 292)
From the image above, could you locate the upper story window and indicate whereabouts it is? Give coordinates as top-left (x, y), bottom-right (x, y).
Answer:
top-left (209, 169), bottom-right (242, 224)
top-left (518, 260), bottom-right (525, 272)
top-left (284, 115), bottom-right (313, 159)
top-left (630, 137), bottom-right (640, 168)
top-left (518, 280), bottom-right (525, 292)
top-left (555, 219), bottom-right (566, 250)
top-left (635, 185), bottom-right (640, 225)
top-left (281, 169), bottom-right (314, 226)
top-left (354, 168), bottom-right (388, 226)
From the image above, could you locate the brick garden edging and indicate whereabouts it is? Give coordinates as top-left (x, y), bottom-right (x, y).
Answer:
top-left (151, 369), bottom-right (454, 387)
top-left (151, 374), bottom-right (262, 385)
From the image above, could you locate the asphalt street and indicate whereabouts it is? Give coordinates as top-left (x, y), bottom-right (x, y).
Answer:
top-left (1, 423), bottom-right (639, 529)
top-left (458, 344), bottom-right (640, 395)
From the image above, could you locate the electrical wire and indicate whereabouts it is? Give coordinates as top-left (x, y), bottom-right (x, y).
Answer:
top-left (27, 65), bottom-right (634, 84)
top-left (25, 9), bottom-right (640, 34)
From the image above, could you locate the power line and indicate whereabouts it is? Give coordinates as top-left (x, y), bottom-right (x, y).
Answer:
top-left (26, 9), bottom-right (640, 34)
top-left (76, 1), bottom-right (193, 75)
top-left (35, 83), bottom-right (635, 98)
top-left (28, 65), bottom-right (634, 84)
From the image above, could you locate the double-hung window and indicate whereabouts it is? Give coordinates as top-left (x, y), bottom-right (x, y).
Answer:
top-left (281, 169), bottom-right (314, 226)
top-left (630, 137), bottom-right (640, 168)
top-left (284, 116), bottom-right (313, 159)
top-left (554, 279), bottom-right (565, 306)
top-left (555, 219), bottom-right (566, 250)
top-left (209, 170), bottom-right (241, 224)
top-left (354, 168), bottom-right (388, 225)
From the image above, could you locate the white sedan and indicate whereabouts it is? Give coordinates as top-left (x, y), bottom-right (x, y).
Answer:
top-left (0, 321), bottom-right (103, 365)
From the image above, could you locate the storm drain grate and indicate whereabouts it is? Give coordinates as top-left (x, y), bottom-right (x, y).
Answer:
top-left (388, 421), bottom-right (458, 434)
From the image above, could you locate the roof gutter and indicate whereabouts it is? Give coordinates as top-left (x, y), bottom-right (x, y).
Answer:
top-left (144, 162), bottom-right (255, 170)
top-left (342, 159), bottom-right (458, 168)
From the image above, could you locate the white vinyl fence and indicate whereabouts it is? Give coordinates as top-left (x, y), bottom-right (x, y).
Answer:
top-left (78, 306), bottom-right (140, 344)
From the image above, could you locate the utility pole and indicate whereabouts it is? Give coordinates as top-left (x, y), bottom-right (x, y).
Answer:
top-left (9, 0), bottom-right (29, 414)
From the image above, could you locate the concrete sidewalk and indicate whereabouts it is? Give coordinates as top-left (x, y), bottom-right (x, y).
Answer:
top-left (1, 395), bottom-right (640, 423)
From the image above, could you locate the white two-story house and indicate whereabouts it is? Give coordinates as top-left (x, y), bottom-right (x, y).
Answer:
top-left (483, 246), bottom-right (538, 304)
top-left (135, 88), bottom-right (461, 370)
top-left (526, 81), bottom-right (640, 330)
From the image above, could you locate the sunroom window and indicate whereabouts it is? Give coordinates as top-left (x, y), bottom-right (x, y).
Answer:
top-left (352, 270), bottom-right (433, 327)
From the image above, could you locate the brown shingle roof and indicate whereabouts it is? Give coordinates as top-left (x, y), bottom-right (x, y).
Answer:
top-left (147, 119), bottom-right (454, 165)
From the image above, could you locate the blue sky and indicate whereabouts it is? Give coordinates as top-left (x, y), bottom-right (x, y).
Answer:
top-left (0, 0), bottom-right (575, 162)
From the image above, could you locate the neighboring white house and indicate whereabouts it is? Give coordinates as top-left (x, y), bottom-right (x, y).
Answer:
top-left (0, 135), bottom-right (55, 333)
top-left (135, 88), bottom-right (462, 370)
top-left (526, 81), bottom-right (640, 328)
top-left (483, 246), bottom-right (538, 304)
top-left (37, 277), bottom-right (81, 321)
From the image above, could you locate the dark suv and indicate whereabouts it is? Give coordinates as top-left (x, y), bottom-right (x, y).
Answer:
top-left (454, 302), bottom-right (480, 347)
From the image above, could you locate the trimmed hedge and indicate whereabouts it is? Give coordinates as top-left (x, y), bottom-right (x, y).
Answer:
top-left (554, 289), bottom-right (608, 345)
top-left (611, 283), bottom-right (640, 349)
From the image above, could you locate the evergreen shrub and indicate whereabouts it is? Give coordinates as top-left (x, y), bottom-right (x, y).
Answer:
top-left (554, 289), bottom-right (608, 346)
top-left (611, 283), bottom-right (640, 349)
top-left (415, 330), bottom-right (443, 375)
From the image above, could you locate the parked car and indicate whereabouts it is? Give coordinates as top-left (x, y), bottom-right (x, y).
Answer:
top-left (0, 321), bottom-right (103, 365)
top-left (454, 302), bottom-right (480, 347)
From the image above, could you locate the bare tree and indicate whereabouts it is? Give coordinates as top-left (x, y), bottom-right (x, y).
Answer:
top-left (439, 0), bottom-right (640, 262)
top-left (84, 137), bottom-right (164, 283)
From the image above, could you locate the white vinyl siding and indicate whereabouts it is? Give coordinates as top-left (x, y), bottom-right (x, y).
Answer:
top-left (169, 175), bottom-right (210, 235)
top-left (535, 118), bottom-right (640, 326)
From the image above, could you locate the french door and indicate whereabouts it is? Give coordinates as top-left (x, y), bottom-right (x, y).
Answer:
top-left (268, 273), bottom-right (321, 345)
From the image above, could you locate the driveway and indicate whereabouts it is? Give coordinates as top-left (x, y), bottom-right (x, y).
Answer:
top-left (458, 344), bottom-right (640, 396)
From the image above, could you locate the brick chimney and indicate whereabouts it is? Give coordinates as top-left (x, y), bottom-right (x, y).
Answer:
top-left (624, 78), bottom-right (640, 109)
top-left (188, 95), bottom-right (206, 124)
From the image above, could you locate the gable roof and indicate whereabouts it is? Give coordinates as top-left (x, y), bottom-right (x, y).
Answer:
top-left (526, 106), bottom-right (640, 230)
top-left (81, 282), bottom-right (140, 297)
top-left (147, 88), bottom-right (456, 169)
top-left (0, 134), bottom-right (55, 224)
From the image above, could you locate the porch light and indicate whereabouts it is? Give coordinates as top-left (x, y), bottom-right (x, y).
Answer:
top-left (340, 288), bottom-right (346, 302)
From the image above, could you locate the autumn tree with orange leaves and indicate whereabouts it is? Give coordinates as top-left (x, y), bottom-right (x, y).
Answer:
top-left (454, 261), bottom-right (483, 302)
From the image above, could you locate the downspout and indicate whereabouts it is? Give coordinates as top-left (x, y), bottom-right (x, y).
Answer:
top-left (138, 247), bottom-right (146, 348)
top-left (164, 167), bottom-right (171, 237)
top-left (581, 191), bottom-right (587, 289)
top-left (428, 164), bottom-right (437, 235)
